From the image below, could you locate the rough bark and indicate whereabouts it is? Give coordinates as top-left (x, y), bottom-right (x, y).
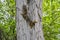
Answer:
top-left (16, 0), bottom-right (45, 40)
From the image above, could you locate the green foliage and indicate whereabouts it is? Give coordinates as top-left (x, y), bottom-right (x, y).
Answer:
top-left (0, 0), bottom-right (16, 40)
top-left (43, 0), bottom-right (60, 40)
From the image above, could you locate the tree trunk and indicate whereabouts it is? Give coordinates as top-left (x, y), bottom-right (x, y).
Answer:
top-left (16, 0), bottom-right (45, 40)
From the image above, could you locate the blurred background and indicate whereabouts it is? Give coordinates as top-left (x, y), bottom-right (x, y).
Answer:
top-left (0, 0), bottom-right (60, 40)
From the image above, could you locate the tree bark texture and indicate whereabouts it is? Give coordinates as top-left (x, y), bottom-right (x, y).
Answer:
top-left (16, 0), bottom-right (45, 40)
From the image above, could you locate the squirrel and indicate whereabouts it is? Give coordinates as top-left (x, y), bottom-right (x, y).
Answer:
top-left (21, 5), bottom-right (37, 28)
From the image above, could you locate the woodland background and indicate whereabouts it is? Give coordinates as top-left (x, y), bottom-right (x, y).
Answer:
top-left (0, 0), bottom-right (60, 40)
